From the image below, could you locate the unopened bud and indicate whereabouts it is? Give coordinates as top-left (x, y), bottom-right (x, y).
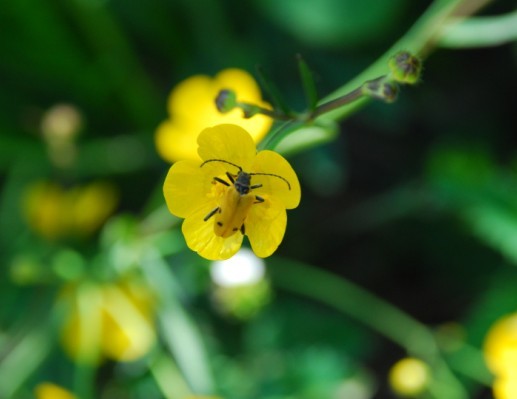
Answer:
top-left (389, 51), bottom-right (422, 85)
top-left (362, 78), bottom-right (399, 103)
top-left (215, 89), bottom-right (237, 113)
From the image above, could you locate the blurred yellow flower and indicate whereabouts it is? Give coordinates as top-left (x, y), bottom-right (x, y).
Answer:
top-left (484, 312), bottom-right (517, 398)
top-left (484, 313), bottom-right (517, 376)
top-left (155, 68), bottom-right (272, 162)
top-left (163, 124), bottom-right (300, 260)
top-left (388, 357), bottom-right (430, 397)
top-left (23, 180), bottom-right (118, 240)
top-left (34, 382), bottom-right (76, 399)
top-left (493, 372), bottom-right (517, 399)
top-left (60, 276), bottom-right (156, 363)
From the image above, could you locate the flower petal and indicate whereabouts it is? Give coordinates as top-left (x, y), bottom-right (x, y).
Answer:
top-left (100, 285), bottom-right (155, 362)
top-left (155, 69), bottom-right (272, 163)
top-left (251, 150), bottom-right (301, 209)
top-left (183, 203), bottom-right (244, 260)
top-left (245, 196), bottom-right (287, 258)
top-left (213, 69), bottom-right (273, 144)
top-left (155, 120), bottom-right (200, 161)
top-left (167, 75), bottom-right (213, 120)
top-left (163, 160), bottom-right (213, 218)
top-left (216, 69), bottom-right (263, 103)
top-left (35, 383), bottom-right (77, 399)
top-left (197, 125), bottom-right (256, 171)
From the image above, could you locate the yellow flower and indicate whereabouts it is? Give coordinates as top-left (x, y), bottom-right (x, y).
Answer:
top-left (163, 124), bottom-right (300, 260)
top-left (155, 68), bottom-right (272, 162)
top-left (23, 180), bottom-right (118, 240)
top-left (388, 357), bottom-right (430, 397)
top-left (60, 277), bottom-right (156, 363)
top-left (493, 372), bottom-right (517, 399)
top-left (34, 383), bottom-right (76, 399)
top-left (483, 313), bottom-right (517, 377)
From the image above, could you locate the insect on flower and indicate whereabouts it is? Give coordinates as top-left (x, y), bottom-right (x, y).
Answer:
top-left (163, 124), bottom-right (301, 260)
top-left (202, 159), bottom-right (292, 237)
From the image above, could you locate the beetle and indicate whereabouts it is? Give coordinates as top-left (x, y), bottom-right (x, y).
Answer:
top-left (201, 159), bottom-right (291, 238)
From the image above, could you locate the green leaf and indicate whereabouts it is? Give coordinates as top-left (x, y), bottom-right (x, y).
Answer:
top-left (439, 11), bottom-right (517, 48)
top-left (296, 54), bottom-right (319, 111)
top-left (272, 121), bottom-right (338, 156)
top-left (141, 253), bottom-right (215, 394)
top-left (255, 65), bottom-right (292, 116)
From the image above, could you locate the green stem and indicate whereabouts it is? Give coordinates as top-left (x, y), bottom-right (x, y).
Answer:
top-left (309, 86), bottom-right (364, 119)
top-left (73, 282), bottom-right (103, 399)
top-left (315, 0), bottom-right (493, 123)
top-left (237, 101), bottom-right (295, 121)
top-left (243, 81), bottom-right (366, 123)
top-left (261, 0), bottom-right (494, 152)
top-left (268, 258), bottom-right (437, 355)
top-left (141, 250), bottom-right (215, 394)
top-left (149, 352), bottom-right (194, 399)
top-left (268, 258), bottom-right (473, 398)
top-left (74, 363), bottom-right (96, 399)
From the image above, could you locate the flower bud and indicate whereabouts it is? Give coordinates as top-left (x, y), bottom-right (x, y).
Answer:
top-left (388, 51), bottom-right (422, 85)
top-left (362, 78), bottom-right (399, 103)
top-left (215, 89), bottom-right (237, 113)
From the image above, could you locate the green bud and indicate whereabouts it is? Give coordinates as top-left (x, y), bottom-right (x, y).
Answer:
top-left (215, 89), bottom-right (237, 113)
top-left (362, 78), bottom-right (399, 103)
top-left (388, 51), bottom-right (422, 85)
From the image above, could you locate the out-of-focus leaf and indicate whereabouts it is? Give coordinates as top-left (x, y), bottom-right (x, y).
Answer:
top-left (463, 205), bottom-right (517, 265)
top-left (141, 251), bottom-right (215, 394)
top-left (0, 298), bottom-right (57, 398)
top-left (255, 0), bottom-right (407, 48)
top-left (427, 146), bottom-right (517, 265)
top-left (439, 11), bottom-right (517, 48)
top-left (272, 120), bottom-right (338, 156)
top-left (297, 55), bottom-right (319, 112)
top-left (256, 65), bottom-right (292, 116)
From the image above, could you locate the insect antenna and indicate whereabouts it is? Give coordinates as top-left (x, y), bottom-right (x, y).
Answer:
top-left (200, 159), bottom-right (242, 171)
top-left (250, 172), bottom-right (291, 190)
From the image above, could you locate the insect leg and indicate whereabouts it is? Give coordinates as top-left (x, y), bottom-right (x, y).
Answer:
top-left (250, 184), bottom-right (263, 190)
top-left (226, 172), bottom-right (236, 184)
top-left (213, 177), bottom-right (230, 186)
top-left (204, 207), bottom-right (220, 221)
top-left (254, 195), bottom-right (265, 204)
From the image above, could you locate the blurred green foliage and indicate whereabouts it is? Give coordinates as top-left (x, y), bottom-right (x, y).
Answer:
top-left (1, 0), bottom-right (516, 398)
